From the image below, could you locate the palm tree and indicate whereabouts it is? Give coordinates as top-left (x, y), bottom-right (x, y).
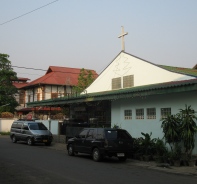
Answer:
top-left (179, 105), bottom-right (197, 160)
top-left (161, 114), bottom-right (181, 151)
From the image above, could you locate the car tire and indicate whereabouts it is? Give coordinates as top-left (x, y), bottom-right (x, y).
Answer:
top-left (12, 135), bottom-right (17, 143)
top-left (68, 144), bottom-right (74, 156)
top-left (118, 156), bottom-right (127, 162)
top-left (92, 148), bottom-right (102, 162)
top-left (27, 137), bottom-right (33, 146)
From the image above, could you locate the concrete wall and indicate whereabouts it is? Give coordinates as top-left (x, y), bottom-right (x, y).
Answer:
top-left (37, 120), bottom-right (59, 135)
top-left (0, 119), bottom-right (60, 135)
top-left (0, 119), bottom-right (16, 132)
top-left (111, 91), bottom-right (197, 154)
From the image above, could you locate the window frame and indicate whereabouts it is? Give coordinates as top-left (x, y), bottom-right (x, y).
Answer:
top-left (147, 108), bottom-right (156, 119)
top-left (136, 108), bottom-right (144, 119)
top-left (124, 109), bottom-right (132, 120)
top-left (161, 108), bottom-right (171, 119)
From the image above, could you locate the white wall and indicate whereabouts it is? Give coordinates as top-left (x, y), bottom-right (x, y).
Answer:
top-left (37, 120), bottom-right (59, 135)
top-left (111, 91), bottom-right (197, 154)
top-left (85, 52), bottom-right (195, 93)
top-left (0, 119), bottom-right (15, 132)
top-left (0, 119), bottom-right (59, 135)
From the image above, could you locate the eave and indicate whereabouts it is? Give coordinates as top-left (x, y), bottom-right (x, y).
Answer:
top-left (27, 79), bottom-right (197, 107)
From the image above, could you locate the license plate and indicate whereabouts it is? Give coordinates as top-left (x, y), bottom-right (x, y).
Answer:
top-left (43, 140), bottom-right (48, 142)
top-left (117, 153), bottom-right (125, 157)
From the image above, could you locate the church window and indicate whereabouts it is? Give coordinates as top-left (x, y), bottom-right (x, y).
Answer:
top-left (136, 108), bottom-right (144, 119)
top-left (123, 75), bottom-right (134, 88)
top-left (112, 77), bottom-right (121, 90)
top-left (147, 108), bottom-right (156, 119)
top-left (161, 108), bottom-right (171, 119)
top-left (124, 110), bottom-right (132, 119)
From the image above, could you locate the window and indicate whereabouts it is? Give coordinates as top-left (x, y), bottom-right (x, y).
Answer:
top-left (112, 77), bottom-right (121, 90)
top-left (161, 108), bottom-right (171, 119)
top-left (51, 93), bottom-right (58, 99)
top-left (123, 75), bottom-right (134, 88)
top-left (136, 109), bottom-right (144, 119)
top-left (147, 108), bottom-right (156, 119)
top-left (124, 110), bottom-right (132, 119)
top-left (37, 93), bottom-right (40, 101)
top-left (79, 129), bottom-right (88, 138)
top-left (28, 95), bottom-right (31, 103)
top-left (86, 129), bottom-right (94, 139)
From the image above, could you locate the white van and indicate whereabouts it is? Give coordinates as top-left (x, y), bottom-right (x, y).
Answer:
top-left (10, 119), bottom-right (53, 146)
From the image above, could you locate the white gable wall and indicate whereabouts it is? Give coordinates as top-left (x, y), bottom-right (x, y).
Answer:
top-left (111, 91), bottom-right (197, 154)
top-left (85, 52), bottom-right (195, 93)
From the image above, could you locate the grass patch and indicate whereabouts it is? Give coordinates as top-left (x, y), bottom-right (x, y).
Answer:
top-left (0, 132), bottom-right (10, 135)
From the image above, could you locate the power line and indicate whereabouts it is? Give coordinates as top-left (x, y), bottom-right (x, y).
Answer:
top-left (12, 65), bottom-right (46, 71)
top-left (0, 0), bottom-right (59, 26)
top-left (12, 65), bottom-right (98, 75)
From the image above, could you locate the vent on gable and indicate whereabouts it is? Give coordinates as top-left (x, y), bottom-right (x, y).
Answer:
top-left (123, 75), bottom-right (134, 88)
top-left (112, 77), bottom-right (121, 90)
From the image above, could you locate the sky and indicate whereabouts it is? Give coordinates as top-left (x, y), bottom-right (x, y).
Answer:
top-left (1, 0), bottom-right (197, 81)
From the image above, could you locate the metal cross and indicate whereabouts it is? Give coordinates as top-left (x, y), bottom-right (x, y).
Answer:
top-left (118, 26), bottom-right (128, 51)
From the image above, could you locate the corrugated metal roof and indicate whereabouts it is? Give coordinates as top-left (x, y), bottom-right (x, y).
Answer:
top-left (158, 65), bottom-right (197, 77)
top-left (27, 78), bottom-right (197, 107)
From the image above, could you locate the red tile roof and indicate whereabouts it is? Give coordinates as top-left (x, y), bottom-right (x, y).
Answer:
top-left (23, 66), bottom-right (98, 88)
top-left (13, 83), bottom-right (29, 88)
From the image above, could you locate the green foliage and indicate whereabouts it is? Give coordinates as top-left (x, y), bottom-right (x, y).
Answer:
top-left (0, 53), bottom-right (18, 113)
top-left (0, 131), bottom-right (10, 135)
top-left (140, 132), bottom-right (157, 155)
top-left (112, 123), bottom-right (122, 129)
top-left (179, 105), bottom-right (197, 158)
top-left (161, 105), bottom-right (197, 161)
top-left (161, 114), bottom-right (181, 150)
top-left (73, 68), bottom-right (95, 93)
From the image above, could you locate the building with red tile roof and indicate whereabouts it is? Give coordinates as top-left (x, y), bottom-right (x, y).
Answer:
top-left (16, 66), bottom-right (98, 119)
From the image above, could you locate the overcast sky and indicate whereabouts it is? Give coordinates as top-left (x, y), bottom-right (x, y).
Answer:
top-left (1, 0), bottom-right (197, 81)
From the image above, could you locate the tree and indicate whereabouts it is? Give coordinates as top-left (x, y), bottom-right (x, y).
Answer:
top-left (73, 68), bottom-right (95, 93)
top-left (161, 114), bottom-right (181, 151)
top-left (179, 105), bottom-right (197, 159)
top-left (0, 54), bottom-right (18, 113)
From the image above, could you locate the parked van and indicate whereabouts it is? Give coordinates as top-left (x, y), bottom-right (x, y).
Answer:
top-left (10, 119), bottom-right (53, 146)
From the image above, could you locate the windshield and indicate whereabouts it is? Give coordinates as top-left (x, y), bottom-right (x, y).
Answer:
top-left (28, 123), bottom-right (48, 130)
top-left (105, 130), bottom-right (132, 140)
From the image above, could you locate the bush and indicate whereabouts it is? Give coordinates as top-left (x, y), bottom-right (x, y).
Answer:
top-left (0, 112), bottom-right (14, 118)
top-left (0, 132), bottom-right (10, 135)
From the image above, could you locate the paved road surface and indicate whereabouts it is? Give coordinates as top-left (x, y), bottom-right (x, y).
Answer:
top-left (0, 136), bottom-right (196, 184)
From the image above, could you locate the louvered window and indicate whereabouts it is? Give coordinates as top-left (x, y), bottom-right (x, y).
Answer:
top-left (112, 77), bottom-right (121, 90)
top-left (123, 75), bottom-right (134, 88)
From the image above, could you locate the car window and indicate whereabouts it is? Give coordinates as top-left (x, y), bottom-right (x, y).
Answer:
top-left (28, 123), bottom-right (47, 130)
top-left (86, 129), bottom-right (94, 139)
top-left (96, 128), bottom-right (104, 139)
top-left (105, 130), bottom-right (118, 139)
top-left (79, 129), bottom-right (88, 138)
top-left (105, 130), bottom-right (132, 140)
top-left (22, 124), bottom-right (29, 130)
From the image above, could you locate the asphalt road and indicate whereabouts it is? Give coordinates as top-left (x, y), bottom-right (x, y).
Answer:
top-left (0, 136), bottom-right (196, 184)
